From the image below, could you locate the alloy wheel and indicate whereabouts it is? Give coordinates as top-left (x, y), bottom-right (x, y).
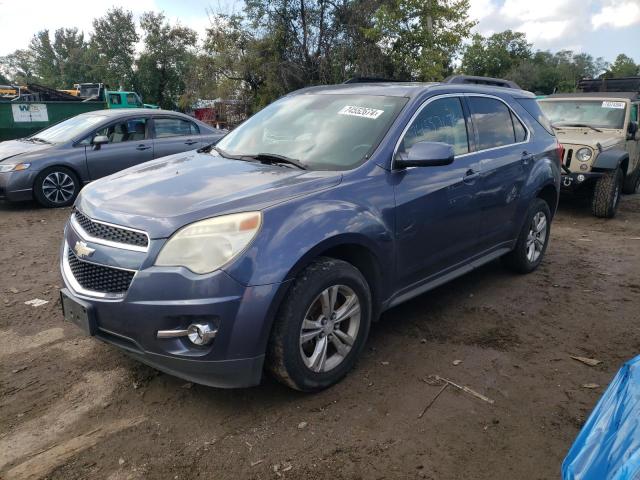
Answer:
top-left (299, 284), bottom-right (361, 373)
top-left (526, 211), bottom-right (547, 263)
top-left (42, 171), bottom-right (75, 204)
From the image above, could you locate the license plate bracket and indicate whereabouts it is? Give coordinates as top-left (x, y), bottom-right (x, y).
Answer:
top-left (60, 290), bottom-right (96, 335)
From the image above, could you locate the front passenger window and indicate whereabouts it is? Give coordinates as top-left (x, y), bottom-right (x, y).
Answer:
top-left (94, 118), bottom-right (148, 144)
top-left (401, 97), bottom-right (469, 155)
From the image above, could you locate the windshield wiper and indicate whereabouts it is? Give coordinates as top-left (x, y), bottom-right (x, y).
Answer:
top-left (245, 153), bottom-right (307, 170)
top-left (552, 123), bottom-right (603, 133)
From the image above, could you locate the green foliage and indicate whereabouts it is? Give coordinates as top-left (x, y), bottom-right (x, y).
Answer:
top-left (461, 30), bottom-right (531, 78)
top-left (369, 0), bottom-right (475, 80)
top-left (606, 54), bottom-right (640, 78)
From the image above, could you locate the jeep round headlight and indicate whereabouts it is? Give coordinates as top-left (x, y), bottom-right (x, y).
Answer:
top-left (155, 212), bottom-right (262, 274)
top-left (576, 148), bottom-right (592, 162)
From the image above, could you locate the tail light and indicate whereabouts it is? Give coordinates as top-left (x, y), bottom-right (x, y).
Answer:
top-left (556, 142), bottom-right (564, 165)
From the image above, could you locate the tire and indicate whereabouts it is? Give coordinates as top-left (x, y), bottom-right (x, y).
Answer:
top-left (622, 166), bottom-right (640, 195)
top-left (266, 257), bottom-right (372, 392)
top-left (34, 166), bottom-right (80, 208)
top-left (502, 198), bottom-right (551, 274)
top-left (591, 168), bottom-right (623, 218)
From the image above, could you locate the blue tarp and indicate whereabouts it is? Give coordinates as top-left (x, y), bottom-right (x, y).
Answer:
top-left (563, 355), bottom-right (640, 480)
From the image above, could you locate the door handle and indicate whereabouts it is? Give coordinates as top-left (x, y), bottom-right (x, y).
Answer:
top-left (522, 151), bottom-right (534, 165)
top-left (463, 169), bottom-right (480, 184)
top-left (136, 144), bottom-right (151, 151)
top-left (184, 140), bottom-right (198, 145)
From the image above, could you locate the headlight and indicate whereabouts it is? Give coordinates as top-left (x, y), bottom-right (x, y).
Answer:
top-left (155, 212), bottom-right (262, 274)
top-left (575, 148), bottom-right (592, 162)
top-left (0, 163), bottom-right (30, 173)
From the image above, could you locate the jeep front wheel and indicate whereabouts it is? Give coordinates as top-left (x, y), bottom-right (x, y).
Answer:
top-left (592, 168), bottom-right (623, 218)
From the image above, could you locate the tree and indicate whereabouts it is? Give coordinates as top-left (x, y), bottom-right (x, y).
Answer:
top-left (53, 28), bottom-right (94, 87)
top-left (460, 30), bottom-right (531, 78)
top-left (136, 12), bottom-right (198, 109)
top-left (607, 54), bottom-right (639, 78)
top-left (91, 8), bottom-right (139, 89)
top-left (368, 0), bottom-right (475, 80)
top-left (0, 49), bottom-right (38, 84)
top-left (29, 30), bottom-right (59, 86)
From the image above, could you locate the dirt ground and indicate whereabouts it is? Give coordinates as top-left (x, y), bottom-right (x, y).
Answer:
top-left (1, 194), bottom-right (639, 480)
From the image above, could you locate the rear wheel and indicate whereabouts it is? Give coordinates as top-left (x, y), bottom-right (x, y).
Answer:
top-left (34, 166), bottom-right (80, 208)
top-left (592, 168), bottom-right (623, 218)
top-left (267, 257), bottom-right (372, 392)
top-left (502, 198), bottom-right (551, 274)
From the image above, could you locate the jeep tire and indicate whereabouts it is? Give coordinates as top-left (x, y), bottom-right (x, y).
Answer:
top-left (622, 166), bottom-right (640, 195)
top-left (502, 198), bottom-right (551, 274)
top-left (592, 168), bottom-right (623, 218)
top-left (266, 257), bottom-right (372, 392)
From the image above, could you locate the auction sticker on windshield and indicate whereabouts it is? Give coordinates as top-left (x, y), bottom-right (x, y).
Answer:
top-left (338, 105), bottom-right (384, 119)
top-left (602, 101), bottom-right (625, 109)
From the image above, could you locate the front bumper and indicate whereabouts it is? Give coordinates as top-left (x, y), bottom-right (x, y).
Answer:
top-left (0, 170), bottom-right (35, 202)
top-left (60, 219), bottom-right (283, 388)
top-left (560, 171), bottom-right (603, 192)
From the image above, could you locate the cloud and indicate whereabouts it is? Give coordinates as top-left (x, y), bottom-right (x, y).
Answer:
top-left (514, 20), bottom-right (571, 43)
top-left (0, 0), bottom-right (158, 56)
top-left (592, 2), bottom-right (640, 30)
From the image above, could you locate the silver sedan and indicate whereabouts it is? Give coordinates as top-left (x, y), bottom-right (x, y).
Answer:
top-left (0, 109), bottom-right (226, 207)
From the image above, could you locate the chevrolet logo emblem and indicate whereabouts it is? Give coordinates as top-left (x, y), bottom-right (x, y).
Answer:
top-left (74, 240), bottom-right (95, 258)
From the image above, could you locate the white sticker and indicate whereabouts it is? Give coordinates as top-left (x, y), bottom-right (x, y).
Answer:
top-left (601, 101), bottom-right (625, 109)
top-left (12, 103), bottom-right (49, 122)
top-left (338, 105), bottom-right (384, 120)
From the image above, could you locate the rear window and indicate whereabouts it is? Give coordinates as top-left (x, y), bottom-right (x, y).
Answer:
top-left (519, 98), bottom-right (554, 135)
top-left (154, 118), bottom-right (199, 138)
top-left (468, 97), bottom-right (519, 150)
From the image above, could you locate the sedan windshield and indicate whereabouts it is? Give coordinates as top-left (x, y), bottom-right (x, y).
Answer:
top-left (539, 100), bottom-right (627, 129)
top-left (28, 114), bottom-right (107, 144)
top-left (215, 94), bottom-right (407, 170)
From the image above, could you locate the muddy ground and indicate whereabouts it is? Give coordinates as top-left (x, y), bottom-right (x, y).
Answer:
top-left (1, 194), bottom-right (639, 480)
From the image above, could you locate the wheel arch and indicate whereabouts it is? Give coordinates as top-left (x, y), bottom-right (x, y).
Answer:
top-left (592, 149), bottom-right (629, 174)
top-left (536, 183), bottom-right (559, 218)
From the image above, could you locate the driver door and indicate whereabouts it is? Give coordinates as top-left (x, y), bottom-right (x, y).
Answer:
top-left (393, 95), bottom-right (483, 291)
top-left (627, 103), bottom-right (640, 174)
top-left (85, 117), bottom-right (153, 179)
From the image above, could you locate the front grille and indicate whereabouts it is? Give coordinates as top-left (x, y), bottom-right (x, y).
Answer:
top-left (565, 149), bottom-right (573, 168)
top-left (74, 210), bottom-right (148, 248)
top-left (67, 248), bottom-right (135, 295)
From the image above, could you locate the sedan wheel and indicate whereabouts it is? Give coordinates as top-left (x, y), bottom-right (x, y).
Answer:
top-left (34, 167), bottom-right (80, 208)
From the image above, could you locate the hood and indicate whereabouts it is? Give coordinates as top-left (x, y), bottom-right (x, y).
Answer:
top-left (554, 128), bottom-right (623, 150)
top-left (0, 139), bottom-right (51, 163)
top-left (77, 151), bottom-right (342, 238)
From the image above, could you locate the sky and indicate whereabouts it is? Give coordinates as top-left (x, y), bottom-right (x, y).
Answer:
top-left (0, 0), bottom-right (638, 63)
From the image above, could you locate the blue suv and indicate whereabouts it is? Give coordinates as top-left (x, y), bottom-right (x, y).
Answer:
top-left (60, 77), bottom-right (561, 391)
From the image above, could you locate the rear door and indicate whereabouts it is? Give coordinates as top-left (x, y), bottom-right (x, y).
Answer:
top-left (84, 117), bottom-right (153, 179)
top-left (151, 116), bottom-right (202, 158)
top-left (466, 95), bottom-right (532, 251)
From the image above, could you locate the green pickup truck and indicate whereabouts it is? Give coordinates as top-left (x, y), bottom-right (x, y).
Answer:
top-left (0, 83), bottom-right (158, 141)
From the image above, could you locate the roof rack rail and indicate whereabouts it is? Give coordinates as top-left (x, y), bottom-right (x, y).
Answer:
top-left (343, 77), bottom-right (405, 84)
top-left (577, 76), bottom-right (640, 94)
top-left (444, 75), bottom-right (521, 89)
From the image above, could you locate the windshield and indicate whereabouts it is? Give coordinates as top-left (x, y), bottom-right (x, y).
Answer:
top-left (539, 100), bottom-right (627, 129)
top-left (29, 114), bottom-right (107, 144)
top-left (215, 94), bottom-right (408, 170)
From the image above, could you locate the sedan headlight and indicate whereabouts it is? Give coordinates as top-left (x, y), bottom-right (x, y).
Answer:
top-left (155, 212), bottom-right (262, 274)
top-left (575, 148), bottom-right (592, 162)
top-left (0, 163), bottom-right (30, 173)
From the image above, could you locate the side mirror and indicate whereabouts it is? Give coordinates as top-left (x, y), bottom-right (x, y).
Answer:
top-left (92, 135), bottom-right (109, 149)
top-left (627, 121), bottom-right (638, 140)
top-left (395, 141), bottom-right (455, 168)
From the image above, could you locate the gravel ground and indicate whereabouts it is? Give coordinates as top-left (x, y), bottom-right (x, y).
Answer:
top-left (1, 194), bottom-right (639, 480)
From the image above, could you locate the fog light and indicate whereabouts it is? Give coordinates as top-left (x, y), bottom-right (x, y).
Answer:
top-left (577, 174), bottom-right (585, 182)
top-left (187, 323), bottom-right (217, 345)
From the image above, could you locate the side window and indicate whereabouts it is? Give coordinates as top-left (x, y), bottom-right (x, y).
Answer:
top-left (94, 118), bottom-right (148, 144)
top-left (154, 118), bottom-right (197, 138)
top-left (108, 93), bottom-right (121, 105)
top-left (511, 111), bottom-right (527, 142)
top-left (468, 97), bottom-right (522, 150)
top-left (126, 93), bottom-right (141, 107)
top-left (401, 97), bottom-right (469, 155)
top-left (190, 122), bottom-right (200, 135)
top-left (632, 104), bottom-right (639, 122)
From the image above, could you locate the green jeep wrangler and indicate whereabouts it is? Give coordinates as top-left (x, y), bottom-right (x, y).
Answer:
top-left (538, 91), bottom-right (640, 218)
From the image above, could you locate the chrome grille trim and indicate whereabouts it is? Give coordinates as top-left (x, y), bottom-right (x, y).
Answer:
top-left (71, 210), bottom-right (149, 252)
top-left (62, 242), bottom-right (137, 300)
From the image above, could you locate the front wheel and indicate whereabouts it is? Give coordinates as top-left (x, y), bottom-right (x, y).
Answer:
top-left (502, 198), bottom-right (551, 274)
top-left (266, 257), bottom-right (372, 392)
top-left (34, 166), bottom-right (80, 208)
top-left (592, 168), bottom-right (623, 218)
